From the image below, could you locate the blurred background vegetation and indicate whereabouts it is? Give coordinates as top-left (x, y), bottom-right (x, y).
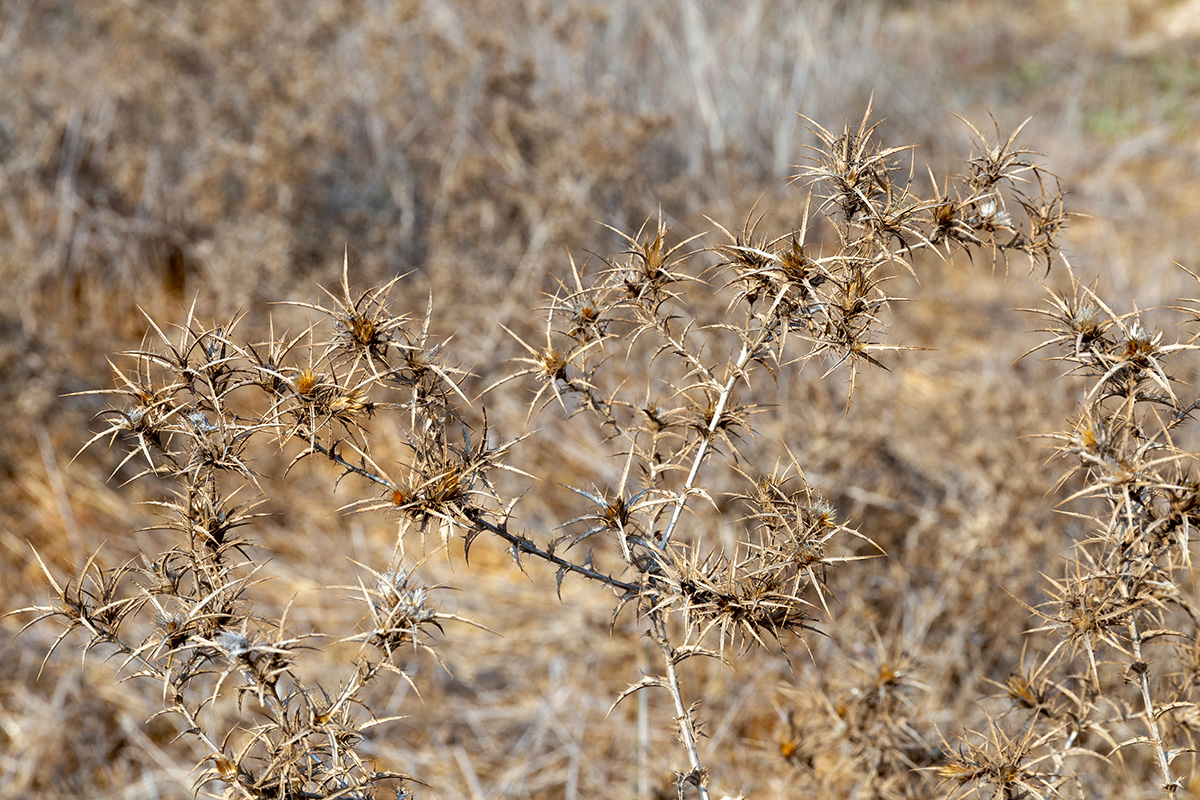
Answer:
top-left (4, 1), bottom-right (1200, 797)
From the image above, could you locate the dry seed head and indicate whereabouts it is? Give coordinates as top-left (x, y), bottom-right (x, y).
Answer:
top-left (377, 567), bottom-right (411, 594)
top-left (1069, 302), bottom-right (1104, 339)
top-left (427, 468), bottom-right (466, 507)
top-left (363, 568), bottom-right (441, 654)
top-left (155, 610), bottom-right (190, 649)
top-left (536, 346), bottom-right (570, 383)
top-left (209, 755), bottom-right (239, 783)
top-left (1076, 421), bottom-right (1099, 452)
top-left (640, 401), bottom-right (672, 432)
top-left (789, 539), bottom-right (827, 569)
top-left (376, 568), bottom-right (435, 619)
top-left (633, 226), bottom-right (672, 277)
top-left (125, 406), bottom-right (149, 431)
top-left (779, 235), bottom-right (820, 285)
top-left (974, 194), bottom-right (1013, 230)
top-left (142, 555), bottom-right (182, 595)
top-left (342, 312), bottom-right (378, 350)
top-left (1049, 572), bottom-right (1128, 654)
top-left (390, 486), bottom-right (412, 507)
top-left (295, 367), bottom-right (319, 397)
top-left (602, 495), bottom-right (634, 530)
top-left (333, 304), bottom-right (396, 362)
top-left (400, 345), bottom-right (435, 376)
top-left (932, 199), bottom-right (956, 228)
top-left (1122, 320), bottom-right (1160, 360)
top-left (384, 464), bottom-right (472, 531)
top-left (557, 293), bottom-right (610, 343)
top-left (187, 410), bottom-right (218, 434)
top-left (1003, 673), bottom-right (1041, 709)
top-left (805, 499), bottom-right (837, 530)
top-left (327, 386), bottom-right (370, 418)
top-left (215, 629), bottom-right (251, 661)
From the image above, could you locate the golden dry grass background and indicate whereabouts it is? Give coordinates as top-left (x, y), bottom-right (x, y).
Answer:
top-left (4, 1), bottom-right (1200, 797)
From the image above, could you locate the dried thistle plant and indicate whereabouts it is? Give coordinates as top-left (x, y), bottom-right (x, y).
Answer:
top-left (10, 110), bottom-right (1102, 799)
top-left (922, 254), bottom-right (1200, 800)
top-left (950, 263), bottom-right (1200, 800)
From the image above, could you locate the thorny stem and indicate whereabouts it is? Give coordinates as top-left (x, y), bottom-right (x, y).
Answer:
top-left (659, 340), bottom-right (753, 549)
top-left (1129, 616), bottom-right (1178, 797)
top-left (308, 439), bottom-right (643, 594)
top-left (651, 611), bottom-right (712, 800)
top-left (173, 700), bottom-right (228, 772)
top-left (464, 509), bottom-right (642, 594)
top-left (1048, 729), bottom-right (1078, 784)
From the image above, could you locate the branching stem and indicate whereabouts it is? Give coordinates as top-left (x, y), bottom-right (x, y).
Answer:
top-left (1129, 616), bottom-right (1178, 797)
top-left (659, 339), bottom-right (754, 549)
top-left (651, 611), bottom-right (712, 800)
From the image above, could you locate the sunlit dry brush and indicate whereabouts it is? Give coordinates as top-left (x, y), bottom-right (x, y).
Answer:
top-left (26, 102), bottom-right (1200, 800)
top-left (935, 266), bottom-right (1200, 800)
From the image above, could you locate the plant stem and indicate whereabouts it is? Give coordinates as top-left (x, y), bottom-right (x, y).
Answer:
top-left (652, 611), bottom-right (712, 800)
top-left (659, 339), bottom-right (753, 549)
top-left (1129, 616), bottom-right (1177, 797)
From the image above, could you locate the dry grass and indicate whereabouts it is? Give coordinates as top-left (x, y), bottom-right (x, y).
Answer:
top-left (6, 1), bottom-right (1200, 798)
